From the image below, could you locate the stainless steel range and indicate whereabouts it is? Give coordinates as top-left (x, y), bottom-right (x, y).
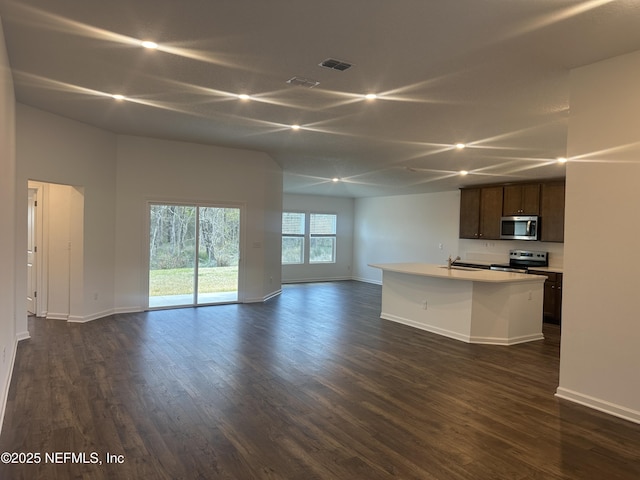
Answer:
top-left (490, 250), bottom-right (548, 273)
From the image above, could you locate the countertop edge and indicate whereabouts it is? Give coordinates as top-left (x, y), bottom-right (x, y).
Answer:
top-left (454, 261), bottom-right (563, 274)
top-left (369, 263), bottom-right (547, 284)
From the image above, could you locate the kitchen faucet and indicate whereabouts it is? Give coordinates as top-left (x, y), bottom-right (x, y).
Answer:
top-left (448, 255), bottom-right (461, 269)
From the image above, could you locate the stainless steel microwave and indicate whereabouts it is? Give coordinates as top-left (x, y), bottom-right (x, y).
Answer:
top-left (500, 215), bottom-right (539, 241)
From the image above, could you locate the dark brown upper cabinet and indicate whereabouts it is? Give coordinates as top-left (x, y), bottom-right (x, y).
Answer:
top-left (459, 186), bottom-right (503, 240)
top-left (502, 184), bottom-right (540, 216)
top-left (460, 179), bottom-right (565, 242)
top-left (459, 188), bottom-right (480, 239)
top-left (540, 182), bottom-right (565, 242)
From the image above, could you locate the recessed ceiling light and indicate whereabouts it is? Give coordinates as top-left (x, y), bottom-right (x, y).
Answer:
top-left (455, 143), bottom-right (466, 149)
top-left (286, 76), bottom-right (320, 88)
top-left (332, 177), bottom-right (340, 182)
top-left (290, 124), bottom-right (301, 130)
top-left (364, 93), bottom-right (377, 100)
top-left (557, 157), bottom-right (567, 163)
top-left (112, 94), bottom-right (125, 101)
top-left (237, 94), bottom-right (251, 100)
top-left (459, 170), bottom-right (469, 176)
top-left (141, 41), bottom-right (158, 49)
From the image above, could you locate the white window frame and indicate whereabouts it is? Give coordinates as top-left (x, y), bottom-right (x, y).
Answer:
top-left (281, 211), bottom-right (337, 265)
top-left (309, 213), bottom-right (337, 264)
top-left (281, 211), bottom-right (306, 265)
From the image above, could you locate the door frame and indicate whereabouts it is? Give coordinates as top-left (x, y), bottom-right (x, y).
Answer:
top-left (27, 181), bottom-right (47, 317)
top-left (27, 187), bottom-right (37, 315)
top-left (144, 199), bottom-right (246, 309)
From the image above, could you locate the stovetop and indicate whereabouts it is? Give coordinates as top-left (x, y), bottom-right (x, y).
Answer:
top-left (491, 249), bottom-right (548, 272)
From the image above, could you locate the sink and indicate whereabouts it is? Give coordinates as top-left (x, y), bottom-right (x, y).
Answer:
top-left (438, 265), bottom-right (483, 272)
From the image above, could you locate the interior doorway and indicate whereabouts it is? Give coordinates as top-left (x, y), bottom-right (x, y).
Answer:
top-left (148, 203), bottom-right (241, 309)
top-left (26, 180), bottom-right (84, 320)
top-left (27, 187), bottom-right (38, 315)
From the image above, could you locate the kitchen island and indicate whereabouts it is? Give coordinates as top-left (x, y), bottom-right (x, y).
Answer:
top-left (369, 263), bottom-right (546, 345)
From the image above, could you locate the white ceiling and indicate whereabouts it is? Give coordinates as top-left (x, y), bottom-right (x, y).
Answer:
top-left (2, 0), bottom-right (640, 197)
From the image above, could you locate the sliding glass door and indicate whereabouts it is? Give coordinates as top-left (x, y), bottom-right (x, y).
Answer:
top-left (196, 206), bottom-right (240, 304)
top-left (148, 204), bottom-right (240, 308)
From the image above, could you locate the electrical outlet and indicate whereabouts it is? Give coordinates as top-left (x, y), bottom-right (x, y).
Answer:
top-left (2, 347), bottom-right (5, 363)
top-left (422, 300), bottom-right (428, 310)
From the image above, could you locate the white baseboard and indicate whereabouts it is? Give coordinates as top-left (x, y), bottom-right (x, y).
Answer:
top-left (114, 306), bottom-right (144, 315)
top-left (469, 333), bottom-right (545, 345)
top-left (351, 276), bottom-right (382, 285)
top-left (282, 276), bottom-right (352, 284)
top-left (66, 307), bottom-right (145, 323)
top-left (16, 331), bottom-right (30, 341)
top-left (262, 289), bottom-right (282, 302)
top-left (380, 312), bottom-right (544, 346)
top-left (381, 312), bottom-right (471, 343)
top-left (68, 308), bottom-right (117, 323)
top-left (0, 334), bottom-right (20, 435)
top-left (244, 289), bottom-right (282, 303)
top-left (555, 387), bottom-right (640, 424)
top-left (45, 312), bottom-right (69, 320)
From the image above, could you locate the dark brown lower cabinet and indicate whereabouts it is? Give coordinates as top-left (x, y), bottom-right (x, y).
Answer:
top-left (529, 270), bottom-right (562, 325)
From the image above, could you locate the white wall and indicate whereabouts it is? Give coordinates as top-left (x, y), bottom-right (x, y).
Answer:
top-left (45, 184), bottom-right (72, 319)
top-left (15, 106), bottom-right (283, 320)
top-left (282, 194), bottom-right (354, 283)
top-left (0, 16), bottom-right (20, 433)
top-left (40, 184), bottom-right (85, 321)
top-left (114, 135), bottom-right (283, 310)
top-left (557, 50), bottom-right (640, 423)
top-left (354, 191), bottom-right (461, 283)
top-left (15, 105), bottom-right (117, 322)
top-left (260, 162), bottom-right (284, 297)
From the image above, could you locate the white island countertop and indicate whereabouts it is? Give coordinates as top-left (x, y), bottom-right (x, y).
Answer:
top-left (369, 262), bottom-right (545, 345)
top-left (369, 263), bottom-right (545, 284)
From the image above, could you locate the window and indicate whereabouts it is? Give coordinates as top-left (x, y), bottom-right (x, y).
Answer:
top-left (310, 213), bottom-right (337, 263)
top-left (282, 212), bottom-right (305, 264)
top-left (282, 212), bottom-right (337, 264)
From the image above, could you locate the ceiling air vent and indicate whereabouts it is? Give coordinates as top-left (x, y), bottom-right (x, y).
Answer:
top-left (286, 76), bottom-right (320, 88)
top-left (319, 58), bottom-right (353, 71)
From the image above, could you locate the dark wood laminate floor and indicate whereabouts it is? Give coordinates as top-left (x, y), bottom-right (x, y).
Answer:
top-left (1, 281), bottom-right (639, 479)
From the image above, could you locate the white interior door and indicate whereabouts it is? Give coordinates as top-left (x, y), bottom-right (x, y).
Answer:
top-left (27, 188), bottom-right (37, 314)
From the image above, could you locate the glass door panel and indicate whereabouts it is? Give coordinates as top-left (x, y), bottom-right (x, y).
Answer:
top-left (148, 203), bottom-right (240, 309)
top-left (197, 207), bottom-right (239, 304)
top-left (148, 204), bottom-right (196, 308)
